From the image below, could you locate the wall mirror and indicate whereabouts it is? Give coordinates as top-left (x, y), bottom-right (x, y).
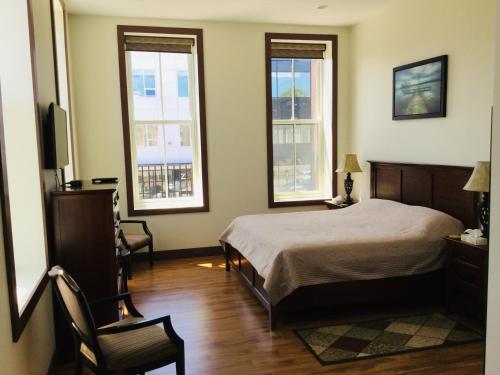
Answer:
top-left (0, 0), bottom-right (50, 341)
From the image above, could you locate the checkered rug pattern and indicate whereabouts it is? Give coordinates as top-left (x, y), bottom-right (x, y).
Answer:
top-left (295, 313), bottom-right (483, 365)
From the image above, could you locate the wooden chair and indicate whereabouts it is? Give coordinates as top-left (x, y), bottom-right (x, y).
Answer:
top-left (119, 220), bottom-right (154, 278)
top-left (116, 238), bottom-right (131, 292)
top-left (48, 266), bottom-right (184, 375)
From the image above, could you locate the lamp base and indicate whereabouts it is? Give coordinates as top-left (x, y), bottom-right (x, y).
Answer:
top-left (344, 173), bottom-right (354, 206)
top-left (479, 192), bottom-right (489, 238)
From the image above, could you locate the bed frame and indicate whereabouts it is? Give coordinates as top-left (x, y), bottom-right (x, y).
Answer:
top-left (224, 161), bottom-right (477, 330)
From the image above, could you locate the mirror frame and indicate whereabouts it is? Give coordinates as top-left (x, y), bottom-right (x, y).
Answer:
top-left (0, 0), bottom-right (50, 342)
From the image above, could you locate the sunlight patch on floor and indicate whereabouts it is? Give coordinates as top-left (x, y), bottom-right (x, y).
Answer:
top-left (196, 262), bottom-right (226, 269)
top-left (197, 263), bottom-right (213, 268)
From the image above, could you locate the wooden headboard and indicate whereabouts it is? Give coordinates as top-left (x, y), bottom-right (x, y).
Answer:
top-left (369, 161), bottom-right (477, 228)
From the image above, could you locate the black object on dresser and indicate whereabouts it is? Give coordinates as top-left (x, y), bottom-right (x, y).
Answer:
top-left (324, 199), bottom-right (355, 210)
top-left (51, 181), bottom-right (123, 361)
top-left (445, 237), bottom-right (488, 326)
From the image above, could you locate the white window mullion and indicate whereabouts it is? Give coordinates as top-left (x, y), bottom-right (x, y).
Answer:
top-left (158, 54), bottom-right (168, 176)
top-left (293, 123), bottom-right (297, 192)
top-left (187, 46), bottom-right (201, 200)
top-left (125, 52), bottom-right (141, 202)
top-left (291, 58), bottom-right (296, 121)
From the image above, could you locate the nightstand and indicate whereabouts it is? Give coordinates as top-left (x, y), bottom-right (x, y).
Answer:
top-left (445, 237), bottom-right (488, 325)
top-left (324, 200), bottom-right (354, 210)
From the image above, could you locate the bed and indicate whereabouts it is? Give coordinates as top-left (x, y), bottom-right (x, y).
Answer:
top-left (220, 162), bottom-right (477, 330)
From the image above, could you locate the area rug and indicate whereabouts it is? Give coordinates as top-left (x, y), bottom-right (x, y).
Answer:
top-left (294, 313), bottom-right (483, 365)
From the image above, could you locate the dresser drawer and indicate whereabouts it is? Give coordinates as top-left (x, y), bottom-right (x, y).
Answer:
top-left (450, 276), bottom-right (481, 296)
top-left (449, 258), bottom-right (481, 286)
top-left (449, 288), bottom-right (484, 321)
top-left (449, 242), bottom-right (484, 268)
top-left (448, 276), bottom-right (482, 313)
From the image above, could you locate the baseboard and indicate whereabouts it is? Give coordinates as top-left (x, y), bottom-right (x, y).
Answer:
top-left (46, 350), bottom-right (57, 375)
top-left (133, 246), bottom-right (223, 261)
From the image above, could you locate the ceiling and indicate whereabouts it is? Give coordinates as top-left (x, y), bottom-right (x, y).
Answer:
top-left (66, 0), bottom-right (401, 26)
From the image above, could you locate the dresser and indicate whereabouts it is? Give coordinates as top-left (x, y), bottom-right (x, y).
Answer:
top-left (51, 182), bottom-right (122, 360)
top-left (445, 237), bottom-right (488, 325)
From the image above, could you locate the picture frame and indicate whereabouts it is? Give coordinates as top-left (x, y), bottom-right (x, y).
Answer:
top-left (392, 55), bottom-right (448, 120)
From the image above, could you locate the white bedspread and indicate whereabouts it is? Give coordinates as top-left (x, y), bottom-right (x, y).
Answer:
top-left (219, 199), bottom-right (464, 304)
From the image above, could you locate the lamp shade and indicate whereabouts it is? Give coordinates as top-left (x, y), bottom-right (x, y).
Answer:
top-left (336, 154), bottom-right (362, 173)
top-left (463, 161), bottom-right (490, 192)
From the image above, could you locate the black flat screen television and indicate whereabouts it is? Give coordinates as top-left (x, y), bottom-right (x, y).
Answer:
top-left (44, 102), bottom-right (69, 169)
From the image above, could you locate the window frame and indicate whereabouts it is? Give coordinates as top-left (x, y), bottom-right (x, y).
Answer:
top-left (117, 25), bottom-right (209, 216)
top-left (1, 0), bottom-right (51, 342)
top-left (265, 33), bottom-right (338, 208)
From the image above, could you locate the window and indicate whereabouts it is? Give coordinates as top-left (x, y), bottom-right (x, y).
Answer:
top-left (118, 26), bottom-right (209, 215)
top-left (132, 70), bottom-right (156, 97)
top-left (177, 71), bottom-right (189, 97)
top-left (135, 125), bottom-right (158, 147)
top-left (265, 33), bottom-right (337, 207)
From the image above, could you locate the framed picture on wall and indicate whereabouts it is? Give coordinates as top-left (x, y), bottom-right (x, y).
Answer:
top-left (393, 55), bottom-right (448, 120)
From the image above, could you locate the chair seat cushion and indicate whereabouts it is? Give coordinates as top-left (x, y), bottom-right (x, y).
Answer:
top-left (124, 233), bottom-right (151, 250)
top-left (81, 317), bottom-right (177, 371)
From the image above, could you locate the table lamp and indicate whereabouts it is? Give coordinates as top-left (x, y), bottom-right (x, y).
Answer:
top-left (463, 161), bottom-right (490, 237)
top-left (336, 154), bottom-right (362, 205)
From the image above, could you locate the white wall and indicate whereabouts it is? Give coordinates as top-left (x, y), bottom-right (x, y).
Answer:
top-left (0, 252), bottom-right (53, 375)
top-left (68, 15), bottom-right (351, 250)
top-left (485, 0), bottom-right (500, 373)
top-left (0, 0), bottom-right (56, 372)
top-left (0, 273), bottom-right (54, 375)
top-left (351, 0), bottom-right (495, 199)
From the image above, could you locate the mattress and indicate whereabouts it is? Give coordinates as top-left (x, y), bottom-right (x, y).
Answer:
top-left (219, 199), bottom-right (464, 304)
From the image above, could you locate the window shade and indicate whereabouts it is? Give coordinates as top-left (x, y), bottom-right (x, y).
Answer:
top-left (271, 42), bottom-right (326, 59)
top-left (124, 35), bottom-right (195, 54)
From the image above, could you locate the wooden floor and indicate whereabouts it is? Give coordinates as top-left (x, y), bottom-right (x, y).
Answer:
top-left (57, 255), bottom-right (485, 374)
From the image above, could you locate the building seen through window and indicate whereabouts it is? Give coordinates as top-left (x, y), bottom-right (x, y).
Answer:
top-left (129, 51), bottom-right (197, 204)
top-left (132, 69), bottom-right (156, 97)
top-left (271, 57), bottom-right (322, 194)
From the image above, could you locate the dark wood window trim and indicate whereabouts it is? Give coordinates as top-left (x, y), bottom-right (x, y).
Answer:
top-left (265, 33), bottom-right (338, 208)
top-left (117, 25), bottom-right (209, 216)
top-left (0, 0), bottom-right (50, 342)
top-left (49, 0), bottom-right (77, 180)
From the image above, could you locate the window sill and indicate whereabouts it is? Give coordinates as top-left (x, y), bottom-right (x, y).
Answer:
top-left (128, 205), bottom-right (209, 216)
top-left (268, 199), bottom-right (328, 208)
